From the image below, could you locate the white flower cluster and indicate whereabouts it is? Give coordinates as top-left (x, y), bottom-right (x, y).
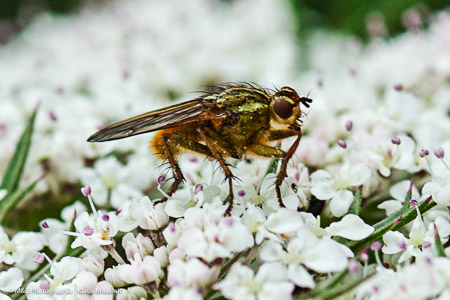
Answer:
top-left (0, 0), bottom-right (449, 299)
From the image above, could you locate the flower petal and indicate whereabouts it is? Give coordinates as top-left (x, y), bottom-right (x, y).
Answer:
top-left (326, 214), bottom-right (374, 240)
top-left (329, 190), bottom-right (353, 217)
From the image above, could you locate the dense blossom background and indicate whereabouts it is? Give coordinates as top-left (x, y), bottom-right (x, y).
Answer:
top-left (0, 0), bottom-right (449, 299)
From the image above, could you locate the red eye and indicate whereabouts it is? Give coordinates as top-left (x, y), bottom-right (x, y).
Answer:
top-left (273, 99), bottom-right (293, 119)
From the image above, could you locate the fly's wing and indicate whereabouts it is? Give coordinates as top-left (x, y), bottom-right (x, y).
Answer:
top-left (87, 99), bottom-right (225, 142)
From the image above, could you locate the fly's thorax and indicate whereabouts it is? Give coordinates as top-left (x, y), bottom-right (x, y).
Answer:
top-left (269, 86), bottom-right (302, 126)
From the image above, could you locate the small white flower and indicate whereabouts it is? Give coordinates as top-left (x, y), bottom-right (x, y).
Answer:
top-left (260, 225), bottom-right (348, 288)
top-left (177, 215), bottom-right (254, 263)
top-left (325, 214), bottom-right (374, 240)
top-left (80, 254), bottom-right (104, 277)
top-left (311, 162), bottom-right (371, 217)
top-left (378, 180), bottom-right (420, 215)
top-left (167, 259), bottom-right (218, 290)
top-left (422, 172), bottom-right (450, 207)
top-left (116, 200), bottom-right (139, 232)
top-left (165, 185), bottom-right (222, 218)
top-left (163, 287), bottom-right (203, 300)
top-left (0, 268), bottom-right (23, 293)
top-left (122, 232), bottom-right (154, 262)
top-left (133, 196), bottom-right (169, 231)
top-left (80, 156), bottom-right (143, 207)
top-left (0, 226), bottom-right (46, 269)
top-left (215, 263), bottom-right (294, 300)
top-left (128, 254), bottom-right (163, 286)
top-left (70, 211), bottom-right (119, 249)
top-left (382, 215), bottom-right (433, 263)
top-left (117, 286), bottom-right (147, 300)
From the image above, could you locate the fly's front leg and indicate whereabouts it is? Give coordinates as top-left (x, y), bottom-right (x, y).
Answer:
top-left (251, 129), bottom-right (301, 207)
top-left (197, 126), bottom-right (235, 216)
top-left (274, 130), bottom-right (302, 207)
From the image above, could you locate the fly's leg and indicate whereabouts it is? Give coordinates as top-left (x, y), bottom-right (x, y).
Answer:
top-left (155, 133), bottom-right (185, 203)
top-left (197, 126), bottom-right (235, 216)
top-left (250, 129), bottom-right (301, 207)
top-left (275, 132), bottom-right (302, 207)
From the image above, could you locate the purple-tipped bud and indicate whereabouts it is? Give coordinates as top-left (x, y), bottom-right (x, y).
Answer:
top-left (370, 241), bottom-right (382, 251)
top-left (194, 184), bottom-right (203, 195)
top-left (348, 260), bottom-right (359, 274)
top-left (83, 226), bottom-right (94, 236)
top-left (238, 190), bottom-right (246, 197)
top-left (399, 241), bottom-right (407, 250)
top-left (433, 147), bottom-right (445, 159)
top-left (295, 170), bottom-right (301, 182)
top-left (419, 149), bottom-right (429, 157)
top-left (391, 136), bottom-right (401, 145)
top-left (41, 221), bottom-right (49, 229)
top-left (394, 84), bottom-right (404, 91)
top-left (409, 199), bottom-right (418, 206)
top-left (345, 120), bottom-right (353, 132)
top-left (168, 222), bottom-right (176, 233)
top-left (360, 252), bottom-right (369, 263)
top-left (224, 217), bottom-right (234, 227)
top-left (157, 176), bottom-right (165, 185)
top-left (81, 186), bottom-right (91, 197)
top-left (102, 214), bottom-right (110, 221)
top-left (422, 241), bottom-right (432, 249)
top-left (49, 110), bottom-right (57, 121)
top-left (39, 280), bottom-right (50, 291)
top-left (34, 253), bottom-right (45, 264)
top-left (338, 139), bottom-right (347, 149)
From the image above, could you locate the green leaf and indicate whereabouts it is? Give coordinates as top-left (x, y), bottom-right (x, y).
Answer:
top-left (349, 185), bottom-right (363, 215)
top-left (1, 109), bottom-right (38, 193)
top-left (0, 176), bottom-right (41, 223)
top-left (342, 197), bottom-right (436, 253)
top-left (433, 222), bottom-right (446, 257)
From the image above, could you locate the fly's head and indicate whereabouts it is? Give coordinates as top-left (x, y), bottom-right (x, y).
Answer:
top-left (270, 86), bottom-right (312, 131)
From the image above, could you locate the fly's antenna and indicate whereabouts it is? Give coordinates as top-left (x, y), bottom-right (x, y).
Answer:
top-left (300, 89), bottom-right (313, 108)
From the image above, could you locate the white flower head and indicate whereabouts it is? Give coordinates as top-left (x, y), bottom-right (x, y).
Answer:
top-left (70, 211), bottom-right (119, 249)
top-left (167, 258), bottom-right (218, 291)
top-left (311, 162), bottom-right (371, 217)
top-left (177, 215), bottom-right (253, 263)
top-left (215, 262), bottom-right (294, 300)
top-left (0, 268), bottom-right (23, 293)
top-left (0, 226), bottom-right (46, 270)
top-left (133, 196), bottom-right (169, 231)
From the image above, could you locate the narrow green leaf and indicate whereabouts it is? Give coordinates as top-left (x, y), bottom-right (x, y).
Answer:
top-left (319, 271), bottom-right (376, 300)
top-left (433, 222), bottom-right (446, 257)
top-left (343, 197), bottom-right (436, 253)
top-left (0, 176), bottom-right (42, 223)
top-left (1, 109), bottom-right (38, 193)
top-left (349, 185), bottom-right (363, 215)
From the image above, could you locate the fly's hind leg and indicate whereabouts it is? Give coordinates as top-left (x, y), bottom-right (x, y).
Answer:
top-left (153, 132), bottom-right (185, 203)
top-left (197, 126), bottom-right (235, 216)
top-left (153, 130), bottom-right (213, 203)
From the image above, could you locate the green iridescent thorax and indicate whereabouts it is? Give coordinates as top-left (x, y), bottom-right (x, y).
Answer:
top-left (214, 87), bottom-right (271, 150)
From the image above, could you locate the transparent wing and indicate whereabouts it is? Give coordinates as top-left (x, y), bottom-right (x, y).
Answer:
top-left (87, 99), bottom-right (225, 142)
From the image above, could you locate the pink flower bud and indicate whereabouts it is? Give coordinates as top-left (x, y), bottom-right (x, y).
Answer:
top-left (81, 186), bottom-right (92, 197)
top-left (433, 147), bottom-right (444, 159)
top-left (338, 139), bottom-right (347, 149)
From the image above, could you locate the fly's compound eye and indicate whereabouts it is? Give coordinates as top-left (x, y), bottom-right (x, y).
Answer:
top-left (273, 99), bottom-right (293, 119)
